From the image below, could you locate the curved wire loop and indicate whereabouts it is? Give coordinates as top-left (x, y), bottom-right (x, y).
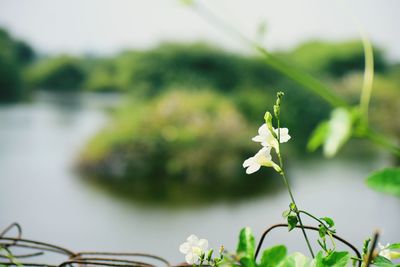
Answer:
top-left (0, 223), bottom-right (171, 267)
top-left (254, 223), bottom-right (362, 267)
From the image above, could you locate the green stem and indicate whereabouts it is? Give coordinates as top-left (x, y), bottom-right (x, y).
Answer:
top-left (298, 210), bottom-right (329, 229)
top-left (277, 118), bottom-right (315, 258)
top-left (188, 1), bottom-right (400, 158)
top-left (299, 210), bottom-right (336, 253)
top-left (190, 1), bottom-right (348, 108)
top-left (359, 34), bottom-right (374, 124)
top-left (363, 128), bottom-right (400, 157)
top-left (254, 45), bottom-right (348, 108)
top-left (279, 169), bottom-right (315, 258)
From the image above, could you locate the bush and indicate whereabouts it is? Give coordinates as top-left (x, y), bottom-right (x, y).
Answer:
top-left (26, 56), bottom-right (85, 91)
top-left (83, 59), bottom-right (123, 92)
top-left (0, 28), bottom-right (34, 102)
top-left (78, 90), bottom-right (279, 203)
top-left (108, 43), bottom-right (281, 96)
top-left (284, 40), bottom-right (387, 77)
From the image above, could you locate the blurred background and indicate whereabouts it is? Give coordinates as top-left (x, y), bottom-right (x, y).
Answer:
top-left (0, 0), bottom-right (399, 264)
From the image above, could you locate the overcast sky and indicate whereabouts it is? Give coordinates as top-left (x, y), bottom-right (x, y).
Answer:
top-left (0, 0), bottom-right (399, 60)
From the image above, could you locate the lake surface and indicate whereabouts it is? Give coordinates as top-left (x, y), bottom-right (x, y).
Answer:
top-left (0, 92), bottom-right (399, 265)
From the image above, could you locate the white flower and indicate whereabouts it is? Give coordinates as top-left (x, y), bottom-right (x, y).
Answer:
top-left (379, 243), bottom-right (391, 259)
top-left (252, 124), bottom-right (291, 151)
top-left (243, 147), bottom-right (281, 174)
top-left (179, 234), bottom-right (209, 264)
top-left (378, 243), bottom-right (400, 260)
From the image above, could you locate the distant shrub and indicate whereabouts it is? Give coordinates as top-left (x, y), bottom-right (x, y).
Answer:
top-left (78, 90), bottom-right (278, 202)
top-left (0, 50), bottom-right (21, 102)
top-left (110, 43), bottom-right (281, 96)
top-left (0, 28), bottom-right (34, 102)
top-left (26, 56), bottom-right (85, 91)
top-left (83, 59), bottom-right (123, 92)
top-left (284, 40), bottom-right (387, 77)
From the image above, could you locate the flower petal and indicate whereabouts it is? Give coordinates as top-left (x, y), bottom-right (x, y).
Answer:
top-left (187, 234), bottom-right (199, 245)
top-left (257, 147), bottom-right (272, 160)
top-left (258, 123), bottom-right (269, 135)
top-left (246, 163), bottom-right (261, 174)
top-left (185, 253), bottom-right (197, 264)
top-left (259, 146), bottom-right (271, 154)
top-left (243, 157), bottom-right (254, 168)
top-left (279, 128), bottom-right (291, 143)
top-left (252, 135), bottom-right (264, 142)
top-left (198, 239), bottom-right (209, 251)
top-left (179, 242), bottom-right (190, 254)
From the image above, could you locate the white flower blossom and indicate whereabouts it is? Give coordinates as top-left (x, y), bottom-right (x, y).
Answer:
top-left (243, 147), bottom-right (281, 174)
top-left (378, 243), bottom-right (400, 260)
top-left (252, 123), bottom-right (291, 151)
top-left (179, 234), bottom-right (209, 264)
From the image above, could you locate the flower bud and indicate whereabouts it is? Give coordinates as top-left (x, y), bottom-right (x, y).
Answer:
top-left (274, 91), bottom-right (284, 117)
top-left (264, 111), bottom-right (275, 136)
top-left (207, 249), bottom-right (213, 262)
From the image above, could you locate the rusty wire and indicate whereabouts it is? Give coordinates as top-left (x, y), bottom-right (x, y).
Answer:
top-left (254, 223), bottom-right (362, 267)
top-left (0, 223), bottom-right (171, 267)
top-left (1, 222), bottom-right (373, 267)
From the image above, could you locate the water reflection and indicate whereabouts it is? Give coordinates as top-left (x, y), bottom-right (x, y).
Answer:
top-left (0, 92), bottom-right (399, 264)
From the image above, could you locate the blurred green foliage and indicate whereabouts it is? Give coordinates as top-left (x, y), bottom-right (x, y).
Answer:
top-left (1, 26), bottom-right (399, 201)
top-left (78, 90), bottom-right (278, 202)
top-left (282, 40), bottom-right (387, 77)
top-left (0, 28), bottom-right (34, 102)
top-left (25, 56), bottom-right (85, 91)
top-left (79, 43), bottom-right (282, 95)
top-left (123, 43), bottom-right (280, 95)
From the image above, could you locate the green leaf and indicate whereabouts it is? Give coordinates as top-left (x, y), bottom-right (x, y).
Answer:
top-left (387, 243), bottom-right (400, 250)
top-left (363, 238), bottom-right (371, 255)
top-left (237, 227), bottom-right (255, 259)
top-left (282, 210), bottom-right (291, 218)
top-left (318, 226), bottom-right (327, 238)
top-left (323, 108), bottom-right (352, 158)
top-left (324, 251), bottom-right (350, 267)
top-left (307, 121), bottom-right (329, 152)
top-left (260, 245), bottom-right (287, 267)
top-left (316, 251), bottom-right (350, 267)
top-left (287, 214), bottom-right (298, 232)
top-left (366, 168), bottom-right (400, 197)
top-left (373, 255), bottom-right (396, 267)
top-left (281, 252), bottom-right (313, 267)
top-left (240, 256), bottom-right (256, 267)
top-left (320, 217), bottom-right (335, 228)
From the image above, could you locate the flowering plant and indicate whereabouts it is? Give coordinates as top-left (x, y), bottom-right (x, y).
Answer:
top-left (178, 1), bottom-right (400, 266)
top-left (179, 92), bottom-right (400, 267)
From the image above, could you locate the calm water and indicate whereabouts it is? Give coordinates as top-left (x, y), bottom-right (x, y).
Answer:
top-left (0, 92), bottom-right (399, 264)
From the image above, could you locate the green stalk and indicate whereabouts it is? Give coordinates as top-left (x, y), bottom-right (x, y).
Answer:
top-left (298, 210), bottom-right (329, 228)
top-left (187, 0), bottom-right (400, 157)
top-left (190, 1), bottom-right (347, 108)
top-left (363, 129), bottom-right (400, 157)
top-left (254, 45), bottom-right (348, 108)
top-left (277, 118), bottom-right (315, 258)
top-left (359, 34), bottom-right (374, 124)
